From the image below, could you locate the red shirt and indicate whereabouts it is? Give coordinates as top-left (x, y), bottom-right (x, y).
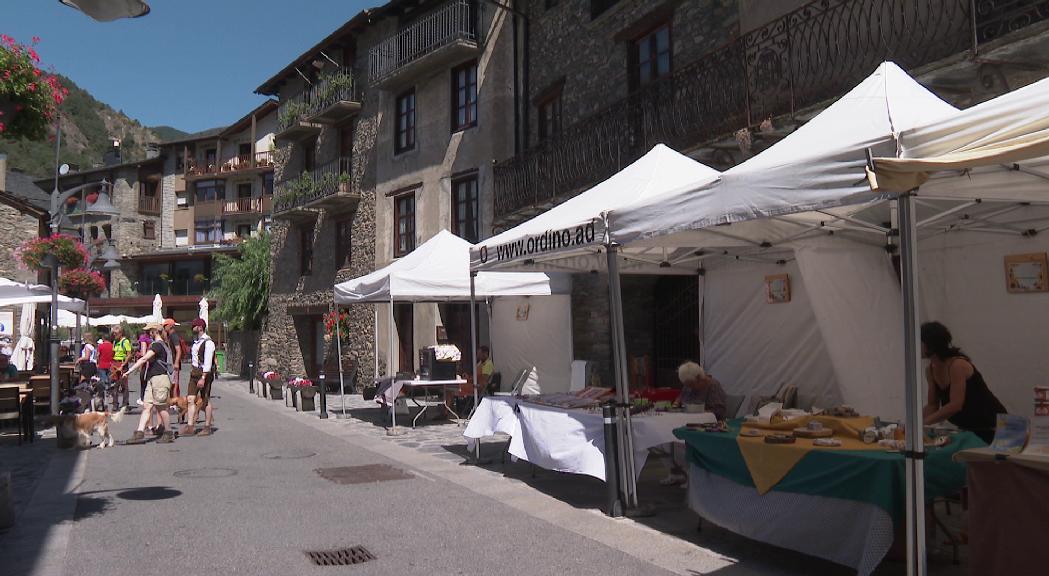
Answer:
top-left (97, 341), bottom-right (115, 369)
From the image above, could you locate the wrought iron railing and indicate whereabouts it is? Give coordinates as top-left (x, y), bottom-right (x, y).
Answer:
top-left (493, 0), bottom-right (1049, 220)
top-left (308, 67), bottom-right (361, 113)
top-left (277, 90), bottom-right (311, 134)
top-left (273, 156), bottom-right (353, 213)
top-left (368, 0), bottom-right (478, 84)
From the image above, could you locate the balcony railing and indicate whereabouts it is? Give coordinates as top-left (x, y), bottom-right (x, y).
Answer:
top-left (138, 193), bottom-right (161, 215)
top-left (368, 0), bottom-right (478, 86)
top-left (273, 156), bottom-right (354, 214)
top-left (276, 90), bottom-right (319, 139)
top-left (223, 196), bottom-right (268, 215)
top-left (186, 151), bottom-right (274, 177)
top-left (134, 278), bottom-right (211, 297)
top-left (493, 0), bottom-right (1049, 220)
top-left (306, 67), bottom-right (362, 123)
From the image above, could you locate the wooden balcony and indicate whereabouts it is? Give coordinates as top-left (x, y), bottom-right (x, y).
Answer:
top-left (305, 67), bottom-right (362, 125)
top-left (273, 156), bottom-right (359, 220)
top-left (138, 193), bottom-right (161, 215)
top-left (223, 196), bottom-right (271, 215)
top-left (368, 0), bottom-right (480, 91)
top-left (493, 0), bottom-right (1049, 223)
top-left (185, 151), bottom-right (275, 181)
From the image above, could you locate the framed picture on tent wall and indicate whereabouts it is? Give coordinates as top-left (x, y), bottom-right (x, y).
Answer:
top-left (1004, 253), bottom-right (1048, 293)
top-left (765, 274), bottom-right (791, 304)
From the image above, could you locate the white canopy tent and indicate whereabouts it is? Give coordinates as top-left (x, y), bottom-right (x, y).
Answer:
top-left (334, 230), bottom-right (569, 431)
top-left (0, 277), bottom-right (87, 312)
top-left (56, 311), bottom-right (155, 327)
top-left (12, 303), bottom-right (36, 371)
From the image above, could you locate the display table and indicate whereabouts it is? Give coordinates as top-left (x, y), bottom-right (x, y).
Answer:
top-left (378, 378), bottom-right (468, 428)
top-left (954, 448), bottom-right (1049, 575)
top-left (676, 421), bottom-right (983, 575)
top-left (464, 396), bottom-right (698, 481)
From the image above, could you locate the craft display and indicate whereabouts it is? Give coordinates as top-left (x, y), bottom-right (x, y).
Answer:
top-left (764, 433), bottom-right (796, 444)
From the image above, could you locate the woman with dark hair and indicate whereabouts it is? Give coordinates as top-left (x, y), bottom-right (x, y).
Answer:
top-left (921, 321), bottom-right (1006, 443)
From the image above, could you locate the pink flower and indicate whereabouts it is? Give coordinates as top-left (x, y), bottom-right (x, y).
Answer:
top-left (31, 36), bottom-right (40, 44)
top-left (27, 82), bottom-right (36, 92)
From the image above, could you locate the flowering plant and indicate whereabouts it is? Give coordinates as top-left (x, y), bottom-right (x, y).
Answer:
top-left (323, 309), bottom-right (352, 342)
top-left (287, 376), bottom-right (313, 388)
top-left (17, 234), bottom-right (88, 270)
top-left (58, 268), bottom-right (106, 298)
top-left (0, 35), bottom-right (68, 140)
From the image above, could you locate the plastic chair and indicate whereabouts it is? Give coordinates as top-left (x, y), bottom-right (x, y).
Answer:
top-left (31, 379), bottom-right (51, 416)
top-left (0, 386), bottom-right (26, 444)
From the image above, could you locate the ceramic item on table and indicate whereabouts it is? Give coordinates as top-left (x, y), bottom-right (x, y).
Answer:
top-left (793, 427), bottom-right (834, 438)
top-left (764, 433), bottom-right (796, 444)
top-left (740, 428), bottom-right (763, 437)
top-left (813, 438), bottom-right (842, 447)
top-left (827, 405), bottom-right (859, 418)
top-left (685, 403), bottom-right (706, 414)
top-left (806, 420), bottom-right (824, 431)
top-left (863, 427), bottom-right (878, 444)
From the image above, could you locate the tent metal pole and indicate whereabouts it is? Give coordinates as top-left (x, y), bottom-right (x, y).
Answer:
top-left (373, 306), bottom-right (379, 382)
top-left (389, 295), bottom-right (397, 430)
top-left (899, 193), bottom-right (928, 576)
top-left (336, 305), bottom-right (345, 418)
top-left (605, 243), bottom-right (637, 507)
top-left (469, 272), bottom-right (480, 461)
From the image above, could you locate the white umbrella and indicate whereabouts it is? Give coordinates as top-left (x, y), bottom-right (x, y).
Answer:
top-left (11, 303), bottom-right (36, 371)
top-left (152, 294), bottom-right (163, 323)
top-left (198, 297), bottom-right (209, 327)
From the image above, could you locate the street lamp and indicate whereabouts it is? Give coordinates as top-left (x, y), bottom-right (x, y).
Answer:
top-left (58, 0), bottom-right (150, 21)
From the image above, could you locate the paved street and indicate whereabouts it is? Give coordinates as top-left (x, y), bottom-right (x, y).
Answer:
top-left (1, 377), bottom-right (966, 576)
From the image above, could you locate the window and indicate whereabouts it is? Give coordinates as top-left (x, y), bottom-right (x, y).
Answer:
top-left (300, 224), bottom-right (314, 276)
top-left (89, 226), bottom-right (99, 240)
top-left (632, 22), bottom-right (672, 89)
top-left (394, 193), bottom-right (416, 257)
top-left (194, 180), bottom-right (221, 203)
top-left (538, 92), bottom-right (562, 141)
top-left (303, 138), bottom-right (316, 172)
top-left (175, 229), bottom-right (188, 247)
top-left (236, 223), bottom-right (252, 238)
top-left (335, 218), bottom-right (353, 269)
top-left (237, 182), bottom-right (252, 198)
top-left (590, 0), bottom-right (620, 19)
top-left (451, 175), bottom-right (479, 243)
top-left (173, 259), bottom-right (207, 295)
top-left (176, 190), bottom-right (189, 207)
top-left (205, 148), bottom-right (217, 169)
top-left (175, 149), bottom-right (185, 171)
top-left (262, 173), bottom-right (274, 195)
top-left (451, 61), bottom-right (478, 131)
top-left (143, 221), bottom-right (156, 240)
top-left (238, 142), bottom-right (251, 162)
top-left (102, 224), bottom-right (112, 241)
top-left (395, 89), bottom-right (416, 154)
top-left (195, 219), bottom-right (222, 243)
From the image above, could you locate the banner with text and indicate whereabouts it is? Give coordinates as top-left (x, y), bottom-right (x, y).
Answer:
top-left (470, 218), bottom-right (607, 270)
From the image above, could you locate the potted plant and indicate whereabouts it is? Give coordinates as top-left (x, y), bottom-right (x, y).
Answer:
top-left (288, 376), bottom-right (315, 411)
top-left (58, 268), bottom-right (106, 299)
top-left (337, 172), bottom-right (351, 194)
top-left (0, 35), bottom-right (67, 140)
top-left (262, 371), bottom-right (283, 400)
top-left (323, 309), bottom-right (352, 344)
top-left (17, 234), bottom-right (88, 270)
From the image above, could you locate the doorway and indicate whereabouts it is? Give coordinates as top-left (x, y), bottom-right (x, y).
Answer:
top-left (652, 276), bottom-right (700, 386)
top-left (394, 303), bottom-right (413, 373)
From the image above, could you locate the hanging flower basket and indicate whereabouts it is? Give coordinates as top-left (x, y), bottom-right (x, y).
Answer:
top-left (17, 234), bottom-right (88, 270)
top-left (0, 35), bottom-right (67, 140)
top-left (58, 268), bottom-right (106, 299)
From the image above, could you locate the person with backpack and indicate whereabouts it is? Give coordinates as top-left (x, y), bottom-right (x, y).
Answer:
top-left (183, 318), bottom-right (217, 437)
top-left (163, 319), bottom-right (185, 398)
top-left (111, 326), bottom-right (135, 410)
top-left (122, 323), bottom-right (175, 444)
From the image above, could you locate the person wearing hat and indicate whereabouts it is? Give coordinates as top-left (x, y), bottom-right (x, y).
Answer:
top-left (183, 317), bottom-right (217, 436)
top-left (162, 318), bottom-right (183, 398)
top-left (123, 322), bottom-right (175, 444)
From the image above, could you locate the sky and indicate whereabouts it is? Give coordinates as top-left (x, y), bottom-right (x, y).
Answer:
top-left (2, 0), bottom-right (378, 133)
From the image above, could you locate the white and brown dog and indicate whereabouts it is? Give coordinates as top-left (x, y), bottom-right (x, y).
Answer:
top-left (54, 407), bottom-right (127, 449)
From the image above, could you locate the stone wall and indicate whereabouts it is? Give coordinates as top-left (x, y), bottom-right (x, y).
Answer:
top-left (523, 0), bottom-right (740, 146)
top-left (224, 329), bottom-right (260, 377)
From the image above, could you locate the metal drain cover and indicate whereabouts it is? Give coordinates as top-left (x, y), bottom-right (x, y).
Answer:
top-left (315, 464), bottom-right (413, 485)
top-left (173, 467), bottom-right (238, 479)
top-left (262, 449), bottom-right (316, 460)
top-left (305, 545), bottom-right (376, 566)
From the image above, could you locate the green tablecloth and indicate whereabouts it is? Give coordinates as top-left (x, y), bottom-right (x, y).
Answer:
top-left (674, 420), bottom-right (985, 522)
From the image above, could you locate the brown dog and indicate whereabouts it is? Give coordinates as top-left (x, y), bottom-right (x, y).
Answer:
top-left (53, 407), bottom-right (127, 449)
top-left (168, 396), bottom-right (203, 424)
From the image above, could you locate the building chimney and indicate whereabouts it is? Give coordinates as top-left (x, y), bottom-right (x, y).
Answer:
top-left (0, 154), bottom-right (7, 192)
top-left (103, 139), bottom-right (122, 166)
top-left (146, 142), bottom-right (160, 159)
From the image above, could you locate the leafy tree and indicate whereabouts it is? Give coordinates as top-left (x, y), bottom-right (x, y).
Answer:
top-left (209, 232), bottom-right (270, 331)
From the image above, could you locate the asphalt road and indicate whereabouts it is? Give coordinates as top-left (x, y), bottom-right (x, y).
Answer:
top-left (49, 383), bottom-right (682, 576)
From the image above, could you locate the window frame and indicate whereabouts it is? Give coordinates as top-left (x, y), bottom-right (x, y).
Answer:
top-left (451, 173), bottom-right (480, 243)
top-left (450, 60), bottom-right (479, 132)
top-left (630, 21), bottom-right (672, 91)
top-left (335, 217), bottom-right (353, 269)
top-left (300, 223), bottom-right (314, 276)
top-left (394, 88), bottom-right (417, 154)
top-left (393, 192), bottom-right (416, 258)
top-left (143, 220), bottom-right (156, 240)
top-left (537, 91), bottom-right (562, 142)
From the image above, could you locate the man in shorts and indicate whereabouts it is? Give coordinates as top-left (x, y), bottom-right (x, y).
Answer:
top-left (183, 318), bottom-right (216, 437)
top-left (123, 323), bottom-right (174, 444)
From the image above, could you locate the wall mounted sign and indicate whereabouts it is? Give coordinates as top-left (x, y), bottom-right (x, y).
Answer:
top-left (1005, 252), bottom-right (1048, 293)
top-left (765, 274), bottom-right (791, 304)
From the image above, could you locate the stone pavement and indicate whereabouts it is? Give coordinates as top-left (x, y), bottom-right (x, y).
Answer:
top-left (1, 427), bottom-right (64, 527)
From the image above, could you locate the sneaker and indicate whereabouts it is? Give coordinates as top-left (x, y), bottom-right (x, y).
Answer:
top-left (153, 426), bottom-right (166, 438)
top-left (157, 431), bottom-right (175, 444)
top-left (126, 430), bottom-right (146, 445)
top-left (196, 426), bottom-right (212, 437)
top-left (179, 425), bottom-right (195, 436)
top-left (136, 398), bottom-right (143, 406)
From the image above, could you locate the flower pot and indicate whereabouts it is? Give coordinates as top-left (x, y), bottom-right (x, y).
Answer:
top-left (269, 382), bottom-right (283, 400)
top-left (290, 390), bottom-right (299, 409)
top-left (298, 387), bottom-right (317, 412)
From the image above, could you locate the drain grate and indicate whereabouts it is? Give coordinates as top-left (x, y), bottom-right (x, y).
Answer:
top-left (304, 545), bottom-right (376, 566)
top-left (315, 464), bottom-right (413, 485)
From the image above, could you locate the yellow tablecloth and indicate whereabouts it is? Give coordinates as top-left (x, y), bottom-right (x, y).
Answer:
top-left (737, 415), bottom-right (887, 493)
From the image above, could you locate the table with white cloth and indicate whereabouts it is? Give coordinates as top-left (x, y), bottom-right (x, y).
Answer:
top-left (464, 396), bottom-right (698, 481)
top-left (377, 377), bottom-right (468, 428)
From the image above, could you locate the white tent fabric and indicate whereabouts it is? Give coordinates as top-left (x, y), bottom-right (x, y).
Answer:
top-left (335, 230), bottom-right (562, 303)
top-left (0, 277), bottom-right (87, 312)
top-left (470, 144), bottom-right (721, 273)
top-left (609, 62), bottom-right (959, 246)
top-left (152, 294), bottom-right (163, 322)
top-left (56, 311), bottom-right (154, 327)
top-left (12, 303), bottom-right (36, 371)
top-left (57, 309), bottom-right (89, 328)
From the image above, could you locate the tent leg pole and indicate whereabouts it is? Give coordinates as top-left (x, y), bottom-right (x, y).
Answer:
top-left (469, 272), bottom-right (482, 463)
top-left (899, 193), bottom-right (927, 576)
top-left (389, 296), bottom-right (397, 431)
top-left (606, 244), bottom-right (636, 509)
top-left (336, 306), bottom-right (345, 419)
top-left (373, 306), bottom-right (379, 383)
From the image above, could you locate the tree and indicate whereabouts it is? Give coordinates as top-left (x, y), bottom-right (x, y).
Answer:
top-left (209, 232), bottom-right (270, 331)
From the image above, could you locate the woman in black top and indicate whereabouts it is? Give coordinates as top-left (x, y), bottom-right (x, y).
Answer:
top-left (921, 321), bottom-right (1007, 443)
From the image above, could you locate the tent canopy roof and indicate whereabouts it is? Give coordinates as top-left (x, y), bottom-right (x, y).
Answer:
top-left (0, 277), bottom-right (86, 312)
top-left (335, 230), bottom-right (564, 303)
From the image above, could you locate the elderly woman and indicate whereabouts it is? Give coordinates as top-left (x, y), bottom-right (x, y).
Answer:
top-left (672, 361), bottom-right (727, 421)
